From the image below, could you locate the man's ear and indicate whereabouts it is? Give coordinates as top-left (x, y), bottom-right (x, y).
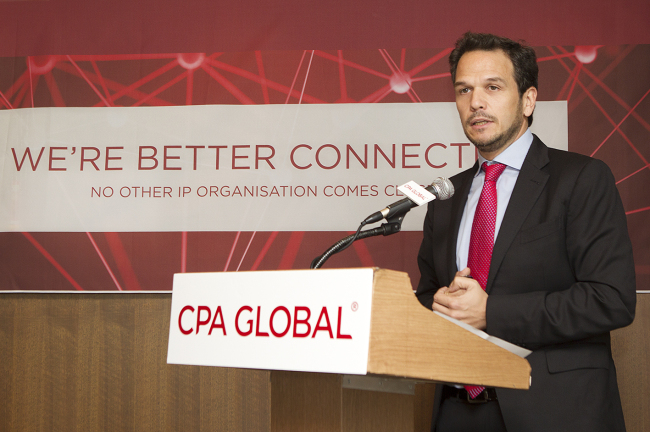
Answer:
top-left (522, 86), bottom-right (537, 118)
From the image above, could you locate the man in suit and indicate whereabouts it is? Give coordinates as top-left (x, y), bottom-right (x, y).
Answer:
top-left (416, 32), bottom-right (636, 431)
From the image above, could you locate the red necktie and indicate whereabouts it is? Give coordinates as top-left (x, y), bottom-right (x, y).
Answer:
top-left (465, 162), bottom-right (506, 399)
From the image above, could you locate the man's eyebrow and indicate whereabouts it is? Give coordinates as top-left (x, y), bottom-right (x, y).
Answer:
top-left (485, 76), bottom-right (508, 85)
top-left (454, 76), bottom-right (509, 88)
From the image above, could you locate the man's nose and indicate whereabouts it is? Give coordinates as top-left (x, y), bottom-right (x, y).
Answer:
top-left (470, 90), bottom-right (486, 111)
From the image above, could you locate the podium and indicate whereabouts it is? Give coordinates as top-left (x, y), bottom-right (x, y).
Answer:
top-left (167, 268), bottom-right (530, 431)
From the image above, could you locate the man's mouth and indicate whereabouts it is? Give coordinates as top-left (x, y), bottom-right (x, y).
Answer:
top-left (470, 118), bottom-right (492, 127)
top-left (468, 112), bottom-right (494, 127)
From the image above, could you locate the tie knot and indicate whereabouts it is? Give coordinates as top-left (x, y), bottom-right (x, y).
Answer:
top-left (482, 162), bottom-right (506, 182)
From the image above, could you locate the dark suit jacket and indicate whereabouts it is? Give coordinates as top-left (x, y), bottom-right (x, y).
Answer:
top-left (416, 135), bottom-right (636, 432)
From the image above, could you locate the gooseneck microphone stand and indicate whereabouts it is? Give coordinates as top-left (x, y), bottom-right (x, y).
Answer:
top-left (309, 210), bottom-right (409, 269)
top-left (309, 177), bottom-right (454, 269)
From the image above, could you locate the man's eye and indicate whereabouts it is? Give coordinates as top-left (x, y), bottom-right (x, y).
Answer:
top-left (488, 85), bottom-right (499, 91)
top-left (459, 88), bottom-right (470, 94)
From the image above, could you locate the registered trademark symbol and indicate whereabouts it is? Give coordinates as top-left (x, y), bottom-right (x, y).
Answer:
top-left (351, 302), bottom-right (359, 312)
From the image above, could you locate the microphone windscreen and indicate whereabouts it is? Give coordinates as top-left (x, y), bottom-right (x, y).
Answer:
top-left (430, 177), bottom-right (454, 200)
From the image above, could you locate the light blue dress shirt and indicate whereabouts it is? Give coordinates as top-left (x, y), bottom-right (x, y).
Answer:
top-left (456, 129), bottom-right (534, 272)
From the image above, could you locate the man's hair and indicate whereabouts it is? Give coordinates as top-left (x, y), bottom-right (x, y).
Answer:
top-left (449, 32), bottom-right (538, 126)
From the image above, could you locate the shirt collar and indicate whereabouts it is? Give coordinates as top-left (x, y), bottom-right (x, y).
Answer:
top-left (475, 128), bottom-right (533, 176)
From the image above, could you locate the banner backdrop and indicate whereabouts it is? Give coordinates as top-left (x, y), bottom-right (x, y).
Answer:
top-left (1, 102), bottom-right (567, 232)
top-left (0, 12), bottom-right (648, 291)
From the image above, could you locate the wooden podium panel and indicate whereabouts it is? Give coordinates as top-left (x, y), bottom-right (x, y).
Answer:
top-left (367, 269), bottom-right (530, 389)
top-left (341, 380), bottom-right (436, 432)
top-left (270, 371), bottom-right (436, 432)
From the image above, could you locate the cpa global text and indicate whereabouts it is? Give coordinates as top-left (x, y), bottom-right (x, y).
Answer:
top-left (177, 304), bottom-right (353, 339)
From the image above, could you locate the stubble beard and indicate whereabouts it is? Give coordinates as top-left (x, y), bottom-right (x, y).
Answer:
top-left (464, 101), bottom-right (526, 155)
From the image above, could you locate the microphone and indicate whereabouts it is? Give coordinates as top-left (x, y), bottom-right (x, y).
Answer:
top-left (363, 177), bottom-right (454, 225)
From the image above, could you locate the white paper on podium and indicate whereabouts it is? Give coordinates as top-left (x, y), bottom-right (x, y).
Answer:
top-left (434, 311), bottom-right (532, 358)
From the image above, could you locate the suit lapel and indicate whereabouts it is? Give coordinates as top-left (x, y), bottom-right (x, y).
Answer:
top-left (486, 136), bottom-right (550, 293)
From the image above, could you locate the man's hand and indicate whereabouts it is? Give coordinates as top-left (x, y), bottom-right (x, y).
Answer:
top-left (432, 267), bottom-right (488, 330)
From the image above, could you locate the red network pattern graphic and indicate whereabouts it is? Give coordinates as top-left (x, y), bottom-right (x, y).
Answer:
top-left (0, 46), bottom-right (648, 291)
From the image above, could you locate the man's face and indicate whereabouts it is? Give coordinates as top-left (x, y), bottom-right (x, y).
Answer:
top-left (454, 49), bottom-right (535, 159)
